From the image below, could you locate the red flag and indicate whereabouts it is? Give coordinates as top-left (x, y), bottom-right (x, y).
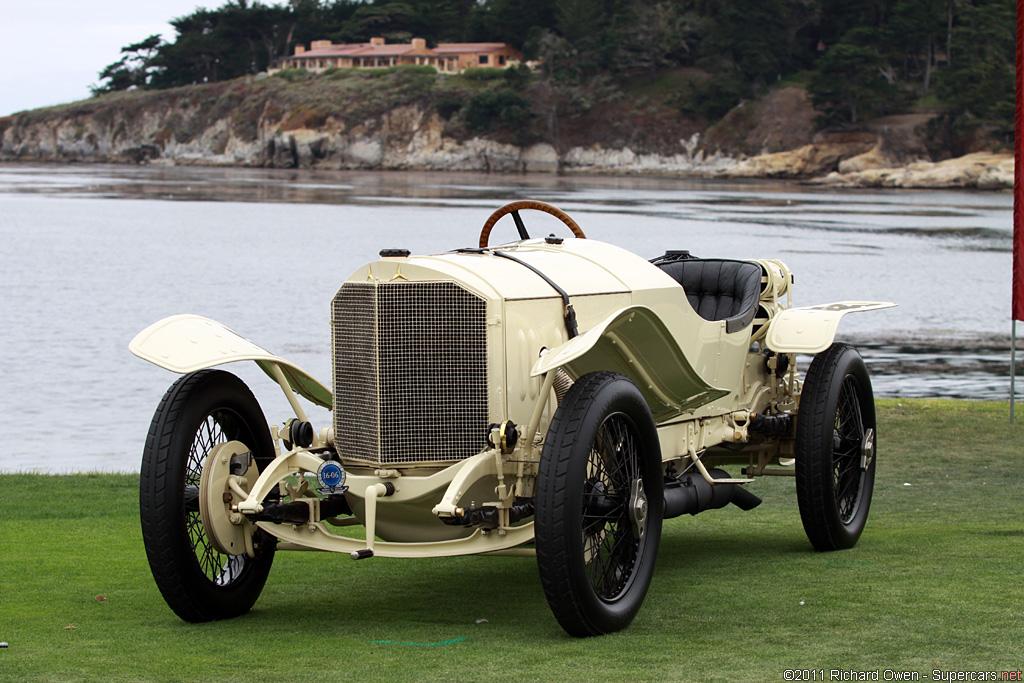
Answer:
top-left (1015, 1), bottom-right (1024, 321)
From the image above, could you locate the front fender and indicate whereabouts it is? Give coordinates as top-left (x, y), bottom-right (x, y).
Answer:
top-left (765, 301), bottom-right (897, 354)
top-left (531, 306), bottom-right (728, 422)
top-left (130, 314), bottom-right (332, 409)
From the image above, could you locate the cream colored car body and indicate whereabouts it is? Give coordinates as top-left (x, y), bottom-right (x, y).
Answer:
top-left (131, 235), bottom-right (893, 559)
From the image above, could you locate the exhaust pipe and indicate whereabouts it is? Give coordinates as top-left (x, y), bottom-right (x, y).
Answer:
top-left (663, 468), bottom-right (762, 519)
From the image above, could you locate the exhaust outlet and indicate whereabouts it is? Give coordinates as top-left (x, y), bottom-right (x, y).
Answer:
top-left (663, 468), bottom-right (762, 519)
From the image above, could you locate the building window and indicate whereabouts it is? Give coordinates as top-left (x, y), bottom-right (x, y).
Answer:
top-left (479, 55), bottom-right (488, 65)
top-left (499, 55), bottom-right (506, 66)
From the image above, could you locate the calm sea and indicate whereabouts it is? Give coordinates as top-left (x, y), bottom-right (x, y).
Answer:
top-left (0, 163), bottom-right (1015, 472)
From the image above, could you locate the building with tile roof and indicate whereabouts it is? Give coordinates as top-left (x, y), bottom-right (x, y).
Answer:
top-left (279, 37), bottom-right (523, 74)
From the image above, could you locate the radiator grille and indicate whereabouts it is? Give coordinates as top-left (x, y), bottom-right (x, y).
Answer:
top-left (333, 280), bottom-right (488, 465)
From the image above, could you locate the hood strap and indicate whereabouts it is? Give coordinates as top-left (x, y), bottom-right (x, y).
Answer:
top-left (457, 247), bottom-right (577, 339)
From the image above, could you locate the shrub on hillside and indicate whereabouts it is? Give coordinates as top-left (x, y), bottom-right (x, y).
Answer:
top-left (323, 67), bottom-right (359, 80)
top-left (464, 88), bottom-right (532, 133)
top-left (462, 67), bottom-right (506, 81)
top-left (502, 64), bottom-right (532, 89)
top-left (391, 64), bottom-right (438, 76)
top-left (434, 91), bottom-right (470, 120)
top-left (272, 68), bottom-right (313, 82)
top-left (359, 64), bottom-right (438, 79)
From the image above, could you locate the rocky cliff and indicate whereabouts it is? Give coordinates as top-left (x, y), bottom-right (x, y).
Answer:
top-left (0, 76), bottom-right (733, 175)
top-left (0, 76), bottom-right (1012, 189)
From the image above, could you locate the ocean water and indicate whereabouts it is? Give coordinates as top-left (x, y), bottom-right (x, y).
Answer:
top-left (0, 163), bottom-right (1016, 472)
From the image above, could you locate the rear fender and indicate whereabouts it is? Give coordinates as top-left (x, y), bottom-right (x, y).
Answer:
top-left (765, 301), bottom-right (897, 354)
top-left (531, 306), bottom-right (728, 422)
top-left (129, 314), bottom-right (332, 409)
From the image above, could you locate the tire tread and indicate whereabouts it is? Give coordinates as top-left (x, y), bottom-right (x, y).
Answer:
top-left (795, 343), bottom-right (875, 551)
top-left (535, 371), bottom-right (662, 637)
top-left (140, 370), bottom-right (274, 622)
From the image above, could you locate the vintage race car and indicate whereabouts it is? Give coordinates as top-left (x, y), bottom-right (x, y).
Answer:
top-left (130, 200), bottom-right (895, 637)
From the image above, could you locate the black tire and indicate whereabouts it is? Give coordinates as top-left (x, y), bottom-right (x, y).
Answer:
top-left (795, 343), bottom-right (877, 551)
top-left (140, 369), bottom-right (276, 622)
top-left (536, 371), bottom-right (663, 637)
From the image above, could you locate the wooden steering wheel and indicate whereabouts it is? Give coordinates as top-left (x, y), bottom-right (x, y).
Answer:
top-left (478, 200), bottom-right (587, 248)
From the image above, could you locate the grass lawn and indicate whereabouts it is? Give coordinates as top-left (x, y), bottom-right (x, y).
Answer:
top-left (1, 399), bottom-right (1021, 682)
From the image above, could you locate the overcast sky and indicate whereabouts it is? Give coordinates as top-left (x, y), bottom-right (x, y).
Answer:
top-left (1, 1), bottom-right (221, 117)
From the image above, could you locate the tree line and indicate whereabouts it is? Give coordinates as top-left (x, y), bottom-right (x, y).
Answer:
top-left (94, 0), bottom-right (1014, 142)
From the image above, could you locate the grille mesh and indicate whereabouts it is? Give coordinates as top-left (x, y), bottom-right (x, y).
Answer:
top-left (333, 280), bottom-right (488, 465)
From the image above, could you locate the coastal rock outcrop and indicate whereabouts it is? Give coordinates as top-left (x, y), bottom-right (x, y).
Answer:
top-left (0, 81), bottom-right (1011, 188)
top-left (812, 152), bottom-right (1014, 190)
top-left (722, 131), bottom-right (878, 179)
top-left (0, 97), bottom-right (735, 176)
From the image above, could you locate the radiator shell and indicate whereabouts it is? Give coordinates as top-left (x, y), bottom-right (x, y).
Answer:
top-left (333, 280), bottom-right (489, 466)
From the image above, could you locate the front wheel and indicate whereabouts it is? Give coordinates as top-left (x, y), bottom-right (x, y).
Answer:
top-left (535, 371), bottom-right (663, 637)
top-left (140, 369), bottom-right (276, 622)
top-left (795, 343), bottom-right (877, 551)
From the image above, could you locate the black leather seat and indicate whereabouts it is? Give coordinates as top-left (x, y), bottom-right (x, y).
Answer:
top-left (657, 259), bottom-right (763, 333)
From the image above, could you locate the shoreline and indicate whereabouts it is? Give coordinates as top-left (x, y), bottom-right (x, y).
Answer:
top-left (1, 98), bottom-right (1011, 189)
top-left (0, 150), bottom-right (1012, 190)
top-left (1, 76), bottom-right (1011, 189)
top-left (809, 152), bottom-right (1014, 190)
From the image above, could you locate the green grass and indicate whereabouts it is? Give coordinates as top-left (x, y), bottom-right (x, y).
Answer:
top-left (1, 399), bottom-right (1021, 682)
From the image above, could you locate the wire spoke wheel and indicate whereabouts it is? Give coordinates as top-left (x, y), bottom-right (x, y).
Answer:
top-left (536, 372), bottom-right (662, 637)
top-left (140, 370), bottom-right (276, 622)
top-left (190, 413), bottom-right (259, 584)
top-left (582, 415), bottom-right (642, 600)
top-left (833, 378), bottom-right (866, 522)
top-left (796, 344), bottom-right (877, 551)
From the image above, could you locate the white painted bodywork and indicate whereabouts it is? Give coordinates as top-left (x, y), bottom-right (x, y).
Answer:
top-left (357, 238), bottom-right (754, 428)
top-left (135, 228), bottom-right (896, 560)
top-left (129, 314), bottom-right (332, 408)
top-left (765, 302), bottom-right (897, 354)
top-left (530, 305), bottom-right (728, 421)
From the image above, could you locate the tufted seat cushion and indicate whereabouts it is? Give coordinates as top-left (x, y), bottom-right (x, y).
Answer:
top-left (657, 259), bottom-right (763, 333)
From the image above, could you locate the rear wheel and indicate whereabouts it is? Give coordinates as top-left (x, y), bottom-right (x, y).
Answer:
top-left (536, 372), bottom-right (663, 637)
top-left (795, 344), bottom-right (877, 551)
top-left (140, 369), bottom-right (276, 622)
